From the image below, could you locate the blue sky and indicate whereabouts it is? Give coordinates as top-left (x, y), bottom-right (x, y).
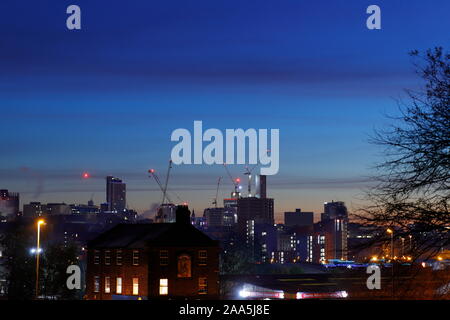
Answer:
top-left (0, 0), bottom-right (449, 221)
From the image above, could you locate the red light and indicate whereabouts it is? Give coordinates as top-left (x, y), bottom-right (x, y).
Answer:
top-left (236, 178), bottom-right (240, 183)
top-left (149, 169), bottom-right (155, 173)
top-left (82, 172), bottom-right (90, 179)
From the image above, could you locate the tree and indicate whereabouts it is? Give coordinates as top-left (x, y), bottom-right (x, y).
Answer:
top-left (0, 221), bottom-right (81, 300)
top-left (40, 243), bottom-right (80, 300)
top-left (0, 222), bottom-right (35, 300)
top-left (357, 47), bottom-right (449, 260)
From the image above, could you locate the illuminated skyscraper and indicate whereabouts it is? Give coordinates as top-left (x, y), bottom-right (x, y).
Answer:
top-left (106, 176), bottom-right (126, 213)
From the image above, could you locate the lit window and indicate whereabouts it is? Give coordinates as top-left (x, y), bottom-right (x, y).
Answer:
top-left (94, 276), bottom-right (100, 293)
top-left (159, 279), bottom-right (168, 295)
top-left (177, 254), bottom-right (192, 278)
top-left (116, 250), bottom-right (122, 265)
top-left (133, 250), bottom-right (139, 266)
top-left (105, 250), bottom-right (111, 265)
top-left (132, 278), bottom-right (139, 295)
top-left (198, 250), bottom-right (207, 266)
top-left (94, 250), bottom-right (100, 265)
top-left (198, 277), bottom-right (208, 295)
top-left (160, 250), bottom-right (169, 266)
top-left (105, 277), bottom-right (110, 293)
top-left (116, 277), bottom-right (122, 294)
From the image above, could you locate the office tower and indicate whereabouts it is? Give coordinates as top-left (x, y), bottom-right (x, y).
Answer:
top-left (106, 176), bottom-right (126, 213)
top-left (322, 201), bottom-right (348, 220)
top-left (23, 202), bottom-right (46, 218)
top-left (0, 189), bottom-right (19, 218)
top-left (237, 175), bottom-right (273, 235)
top-left (255, 175), bottom-right (267, 198)
top-left (204, 207), bottom-right (225, 228)
top-left (315, 201), bottom-right (349, 262)
top-left (223, 198), bottom-right (238, 225)
top-left (237, 197), bottom-right (274, 234)
top-left (246, 222), bottom-right (277, 263)
top-left (155, 203), bottom-right (177, 223)
top-left (284, 209), bottom-right (314, 227)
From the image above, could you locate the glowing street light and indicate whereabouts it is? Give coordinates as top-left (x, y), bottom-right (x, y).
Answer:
top-left (386, 228), bottom-right (394, 299)
top-left (35, 219), bottom-right (45, 299)
top-left (386, 229), bottom-right (394, 258)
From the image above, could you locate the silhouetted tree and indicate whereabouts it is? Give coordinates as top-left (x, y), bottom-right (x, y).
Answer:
top-left (0, 222), bottom-right (35, 300)
top-left (356, 47), bottom-right (449, 262)
top-left (220, 244), bottom-right (255, 275)
top-left (40, 243), bottom-right (79, 300)
top-left (0, 222), bottom-right (81, 300)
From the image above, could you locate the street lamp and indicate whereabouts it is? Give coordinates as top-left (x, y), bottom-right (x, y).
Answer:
top-left (386, 228), bottom-right (394, 299)
top-left (35, 219), bottom-right (45, 299)
top-left (401, 237), bottom-right (405, 257)
top-left (386, 228), bottom-right (394, 259)
top-left (409, 234), bottom-right (413, 252)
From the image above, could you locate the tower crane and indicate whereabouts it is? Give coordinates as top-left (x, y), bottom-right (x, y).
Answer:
top-left (244, 164), bottom-right (259, 197)
top-left (148, 160), bottom-right (176, 205)
top-left (223, 163), bottom-right (241, 198)
top-left (148, 167), bottom-right (173, 205)
top-left (162, 159), bottom-right (172, 205)
top-left (212, 177), bottom-right (222, 208)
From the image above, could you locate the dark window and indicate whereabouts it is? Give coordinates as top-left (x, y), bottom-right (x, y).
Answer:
top-left (198, 250), bottom-right (207, 266)
top-left (94, 250), bottom-right (100, 265)
top-left (160, 250), bottom-right (169, 266)
top-left (116, 250), bottom-right (122, 265)
top-left (105, 250), bottom-right (111, 265)
top-left (132, 250), bottom-right (139, 266)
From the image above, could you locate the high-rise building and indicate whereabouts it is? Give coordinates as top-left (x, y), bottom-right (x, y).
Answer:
top-left (0, 189), bottom-right (19, 218)
top-left (246, 222), bottom-right (277, 263)
top-left (106, 176), bottom-right (126, 213)
top-left (23, 202), bottom-right (46, 218)
top-left (204, 207), bottom-right (225, 228)
top-left (254, 175), bottom-right (267, 199)
top-left (313, 201), bottom-right (349, 262)
top-left (237, 175), bottom-right (273, 235)
top-left (237, 197), bottom-right (274, 234)
top-left (322, 201), bottom-right (348, 220)
top-left (284, 209), bottom-right (314, 227)
top-left (155, 203), bottom-right (177, 223)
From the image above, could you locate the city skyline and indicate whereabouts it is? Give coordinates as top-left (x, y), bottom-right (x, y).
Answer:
top-left (1, 0), bottom-right (449, 219)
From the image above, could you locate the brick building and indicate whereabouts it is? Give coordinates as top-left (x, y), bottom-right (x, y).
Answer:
top-left (86, 210), bottom-right (220, 300)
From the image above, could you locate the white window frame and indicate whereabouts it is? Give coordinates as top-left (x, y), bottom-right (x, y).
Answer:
top-left (159, 278), bottom-right (168, 295)
top-left (116, 277), bottom-right (122, 294)
top-left (105, 276), bottom-right (110, 293)
top-left (132, 277), bottom-right (139, 295)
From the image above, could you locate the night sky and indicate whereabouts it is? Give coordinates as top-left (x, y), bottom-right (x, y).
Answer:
top-left (1, 1), bottom-right (449, 221)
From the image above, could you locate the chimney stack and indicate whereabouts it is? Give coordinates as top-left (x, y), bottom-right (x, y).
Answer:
top-left (176, 205), bottom-right (191, 225)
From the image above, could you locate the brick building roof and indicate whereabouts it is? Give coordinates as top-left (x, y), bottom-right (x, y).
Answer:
top-left (88, 223), bottom-right (218, 248)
